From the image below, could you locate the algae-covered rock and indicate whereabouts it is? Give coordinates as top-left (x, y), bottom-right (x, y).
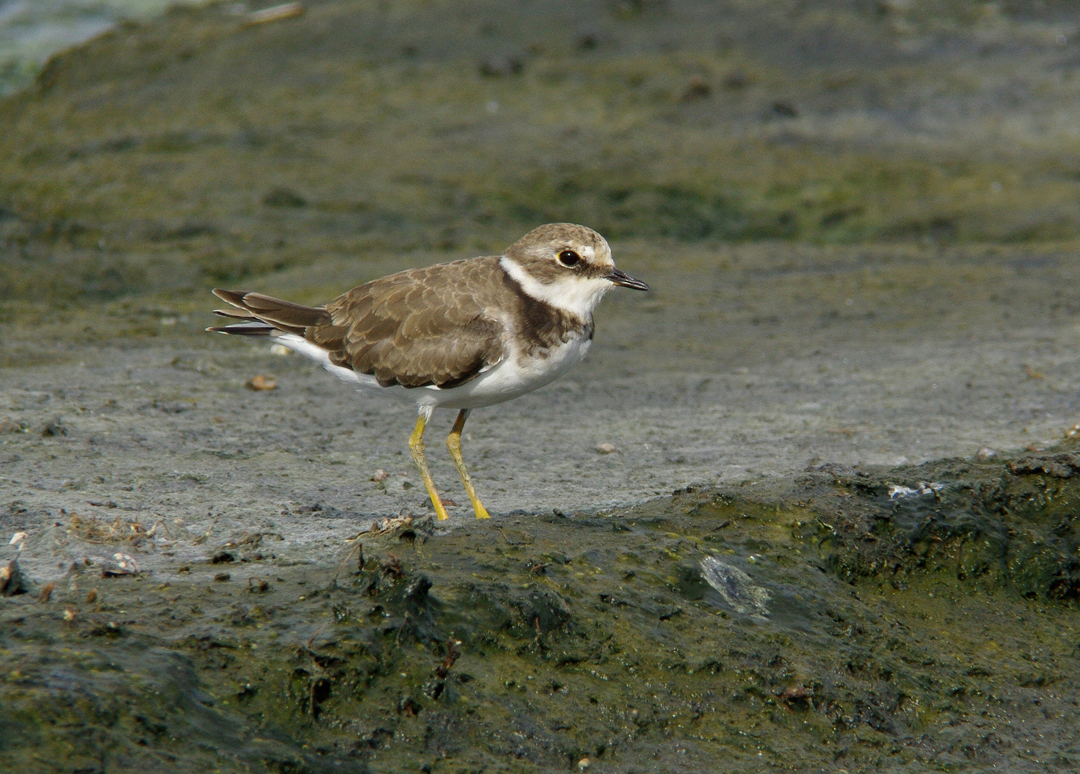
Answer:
top-left (5, 448), bottom-right (1080, 771)
top-left (787, 445), bottom-right (1080, 602)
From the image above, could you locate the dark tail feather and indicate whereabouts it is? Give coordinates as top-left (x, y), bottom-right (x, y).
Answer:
top-left (206, 321), bottom-right (275, 336)
top-left (210, 288), bottom-right (331, 336)
top-left (211, 308), bottom-right (257, 321)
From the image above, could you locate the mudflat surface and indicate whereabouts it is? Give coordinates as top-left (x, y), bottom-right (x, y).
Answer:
top-left (3, 1), bottom-right (1080, 772)
top-left (4, 240), bottom-right (1080, 567)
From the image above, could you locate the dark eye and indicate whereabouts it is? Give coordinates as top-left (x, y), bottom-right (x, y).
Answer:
top-left (558, 250), bottom-right (581, 267)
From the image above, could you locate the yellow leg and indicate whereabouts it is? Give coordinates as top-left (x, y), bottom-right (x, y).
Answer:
top-left (408, 408), bottom-right (449, 521)
top-left (446, 409), bottom-right (490, 519)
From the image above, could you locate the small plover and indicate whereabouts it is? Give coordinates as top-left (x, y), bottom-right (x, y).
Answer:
top-left (208, 223), bottom-right (649, 519)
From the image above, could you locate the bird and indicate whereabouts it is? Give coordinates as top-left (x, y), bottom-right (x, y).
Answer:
top-left (207, 222), bottom-right (650, 520)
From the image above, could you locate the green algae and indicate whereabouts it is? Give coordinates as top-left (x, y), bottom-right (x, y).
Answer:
top-left (5, 447), bottom-right (1080, 772)
top-left (4, 0), bottom-right (1080, 314)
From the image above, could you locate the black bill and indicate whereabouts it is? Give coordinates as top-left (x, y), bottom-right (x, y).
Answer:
top-left (606, 268), bottom-right (651, 291)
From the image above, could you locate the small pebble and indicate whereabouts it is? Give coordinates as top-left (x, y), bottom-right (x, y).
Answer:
top-left (372, 469), bottom-right (389, 482)
top-left (596, 443), bottom-right (616, 455)
top-left (0, 560), bottom-right (24, 596)
top-left (38, 582), bottom-right (55, 603)
top-left (974, 447), bottom-right (997, 461)
top-left (577, 757), bottom-right (591, 771)
top-left (247, 374), bottom-right (277, 391)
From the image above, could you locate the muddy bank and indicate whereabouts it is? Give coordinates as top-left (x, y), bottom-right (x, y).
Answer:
top-left (4, 0), bottom-right (1080, 321)
top-left (3, 0), bottom-right (1080, 519)
top-left (4, 448), bottom-right (1080, 772)
top-left (3, 1), bottom-right (1080, 771)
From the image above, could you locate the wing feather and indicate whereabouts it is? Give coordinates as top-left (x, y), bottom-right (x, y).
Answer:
top-left (211, 258), bottom-right (508, 389)
top-left (325, 258), bottom-right (506, 389)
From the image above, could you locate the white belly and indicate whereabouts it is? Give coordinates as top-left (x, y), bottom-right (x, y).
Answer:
top-left (272, 332), bottom-right (592, 411)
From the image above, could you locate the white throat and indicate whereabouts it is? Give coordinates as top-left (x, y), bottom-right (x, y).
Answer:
top-left (500, 256), bottom-right (612, 318)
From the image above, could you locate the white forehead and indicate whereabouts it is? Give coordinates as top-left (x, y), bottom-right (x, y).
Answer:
top-left (567, 239), bottom-right (612, 266)
top-left (576, 244), bottom-right (598, 261)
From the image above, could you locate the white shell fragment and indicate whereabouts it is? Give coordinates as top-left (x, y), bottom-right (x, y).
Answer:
top-left (700, 556), bottom-right (771, 619)
top-left (99, 553), bottom-right (141, 577)
top-left (887, 482), bottom-right (945, 500)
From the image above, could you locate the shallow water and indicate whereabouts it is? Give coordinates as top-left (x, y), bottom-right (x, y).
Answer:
top-left (0, 0), bottom-right (206, 97)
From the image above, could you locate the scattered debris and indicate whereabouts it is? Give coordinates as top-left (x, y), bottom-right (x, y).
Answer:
top-left (369, 515), bottom-right (415, 536)
top-left (41, 418), bottom-right (66, 437)
top-left (0, 417), bottom-right (28, 433)
top-left (246, 374), bottom-right (277, 391)
top-left (700, 556), bottom-right (771, 618)
top-left (38, 582), bottom-right (55, 603)
top-left (887, 482), bottom-right (945, 499)
top-left (192, 518), bottom-right (217, 545)
top-left (100, 553), bottom-right (140, 577)
top-left (434, 639), bottom-right (461, 680)
top-left (242, 2), bottom-right (304, 27)
top-left (332, 539), bottom-right (364, 586)
top-left (0, 560), bottom-right (29, 596)
top-left (68, 513), bottom-right (161, 545)
top-left (424, 638), bottom-right (462, 699)
top-left (778, 684), bottom-right (814, 709)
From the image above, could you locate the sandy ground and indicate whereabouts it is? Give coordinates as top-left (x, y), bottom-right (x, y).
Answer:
top-left (4, 240), bottom-right (1080, 582)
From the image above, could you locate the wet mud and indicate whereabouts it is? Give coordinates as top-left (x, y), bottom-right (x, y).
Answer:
top-left (4, 1), bottom-right (1080, 771)
top-left (4, 448), bottom-right (1080, 772)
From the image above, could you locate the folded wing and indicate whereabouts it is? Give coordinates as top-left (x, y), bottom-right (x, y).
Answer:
top-left (209, 259), bottom-right (506, 390)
